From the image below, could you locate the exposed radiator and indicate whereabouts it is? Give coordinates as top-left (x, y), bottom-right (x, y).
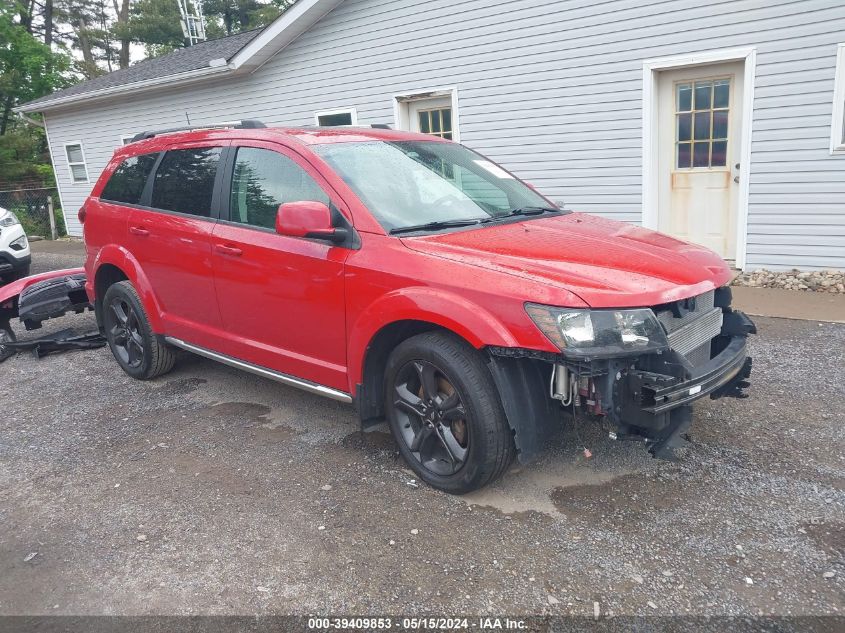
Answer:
top-left (667, 308), bottom-right (723, 356)
top-left (655, 290), bottom-right (722, 364)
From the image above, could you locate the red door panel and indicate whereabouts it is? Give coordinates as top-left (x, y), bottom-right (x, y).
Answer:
top-left (210, 140), bottom-right (350, 391)
top-left (211, 223), bottom-right (348, 389)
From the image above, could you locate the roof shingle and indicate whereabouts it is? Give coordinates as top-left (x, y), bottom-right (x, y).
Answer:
top-left (22, 28), bottom-right (262, 110)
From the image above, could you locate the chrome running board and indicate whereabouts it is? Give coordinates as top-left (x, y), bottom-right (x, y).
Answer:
top-left (164, 336), bottom-right (352, 403)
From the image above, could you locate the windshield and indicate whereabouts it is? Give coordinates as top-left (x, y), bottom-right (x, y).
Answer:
top-left (313, 140), bottom-right (560, 233)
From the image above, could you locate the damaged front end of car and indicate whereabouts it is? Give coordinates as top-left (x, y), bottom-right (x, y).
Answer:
top-left (487, 286), bottom-right (755, 461)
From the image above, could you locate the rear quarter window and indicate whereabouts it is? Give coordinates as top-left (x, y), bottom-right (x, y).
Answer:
top-left (151, 147), bottom-right (222, 217)
top-left (100, 153), bottom-right (158, 205)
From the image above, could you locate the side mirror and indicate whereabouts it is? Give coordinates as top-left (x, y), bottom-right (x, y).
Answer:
top-left (275, 201), bottom-right (348, 244)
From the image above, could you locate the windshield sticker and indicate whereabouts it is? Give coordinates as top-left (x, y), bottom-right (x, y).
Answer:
top-left (473, 160), bottom-right (514, 179)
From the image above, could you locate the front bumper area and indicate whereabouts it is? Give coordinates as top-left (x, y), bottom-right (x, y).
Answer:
top-left (611, 309), bottom-right (755, 456)
top-left (487, 307), bottom-right (756, 463)
top-left (622, 333), bottom-right (752, 417)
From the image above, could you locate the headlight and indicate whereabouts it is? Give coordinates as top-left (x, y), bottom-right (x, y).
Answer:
top-left (0, 211), bottom-right (20, 228)
top-left (525, 303), bottom-right (669, 358)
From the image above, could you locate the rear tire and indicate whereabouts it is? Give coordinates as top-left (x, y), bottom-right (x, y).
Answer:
top-left (102, 280), bottom-right (176, 380)
top-left (384, 331), bottom-right (515, 494)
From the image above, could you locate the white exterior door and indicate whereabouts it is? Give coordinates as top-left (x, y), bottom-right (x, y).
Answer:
top-left (657, 62), bottom-right (743, 261)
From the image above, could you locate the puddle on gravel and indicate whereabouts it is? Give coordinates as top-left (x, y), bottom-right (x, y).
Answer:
top-left (462, 463), bottom-right (627, 517)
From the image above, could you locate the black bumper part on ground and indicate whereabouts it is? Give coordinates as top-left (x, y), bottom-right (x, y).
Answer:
top-left (17, 272), bottom-right (91, 330)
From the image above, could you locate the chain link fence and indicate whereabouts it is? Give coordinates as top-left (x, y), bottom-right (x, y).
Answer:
top-left (0, 186), bottom-right (66, 239)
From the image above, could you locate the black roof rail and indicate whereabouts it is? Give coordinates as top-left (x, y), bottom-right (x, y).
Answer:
top-left (130, 119), bottom-right (266, 142)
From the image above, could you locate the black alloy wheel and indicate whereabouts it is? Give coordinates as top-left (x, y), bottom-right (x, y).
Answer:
top-left (102, 280), bottom-right (176, 380)
top-left (107, 296), bottom-right (145, 369)
top-left (393, 359), bottom-right (470, 476)
top-left (384, 331), bottom-right (515, 494)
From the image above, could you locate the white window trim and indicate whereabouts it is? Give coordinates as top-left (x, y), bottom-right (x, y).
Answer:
top-left (830, 43), bottom-right (845, 155)
top-left (314, 107), bottom-right (358, 127)
top-left (641, 47), bottom-right (756, 271)
top-left (120, 134), bottom-right (135, 146)
top-left (64, 141), bottom-right (89, 184)
top-left (392, 86), bottom-right (461, 143)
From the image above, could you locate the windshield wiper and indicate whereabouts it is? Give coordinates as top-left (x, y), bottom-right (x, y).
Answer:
top-left (482, 206), bottom-right (560, 222)
top-left (389, 219), bottom-right (483, 235)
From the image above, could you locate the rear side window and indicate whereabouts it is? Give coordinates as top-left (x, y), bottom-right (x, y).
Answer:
top-left (100, 153), bottom-right (158, 205)
top-left (151, 147), bottom-right (222, 217)
top-left (229, 147), bottom-right (329, 230)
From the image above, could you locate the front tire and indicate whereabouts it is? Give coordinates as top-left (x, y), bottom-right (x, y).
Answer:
top-left (384, 331), bottom-right (515, 494)
top-left (102, 280), bottom-right (176, 380)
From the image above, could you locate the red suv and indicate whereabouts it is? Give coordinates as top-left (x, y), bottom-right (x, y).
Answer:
top-left (80, 121), bottom-right (754, 493)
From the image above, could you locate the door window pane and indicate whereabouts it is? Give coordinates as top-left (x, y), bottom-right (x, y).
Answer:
top-left (100, 153), bottom-right (158, 205)
top-left (677, 142), bottom-right (692, 168)
top-left (694, 82), bottom-right (712, 109)
top-left (711, 141), bottom-right (727, 167)
top-left (675, 77), bottom-right (730, 169)
top-left (693, 112), bottom-right (710, 140)
top-left (151, 147), bottom-right (221, 217)
top-left (677, 113), bottom-right (692, 142)
top-left (713, 79), bottom-right (730, 108)
top-left (693, 142), bottom-right (710, 167)
top-left (712, 110), bottom-right (729, 140)
top-left (229, 147), bottom-right (329, 230)
top-left (676, 84), bottom-right (692, 112)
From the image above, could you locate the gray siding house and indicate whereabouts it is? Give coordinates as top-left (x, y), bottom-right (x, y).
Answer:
top-left (17, 0), bottom-right (845, 271)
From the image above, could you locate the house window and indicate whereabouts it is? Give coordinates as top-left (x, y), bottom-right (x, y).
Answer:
top-left (120, 135), bottom-right (135, 145)
top-left (417, 107), bottom-right (453, 140)
top-left (65, 142), bottom-right (89, 183)
top-left (675, 78), bottom-right (730, 169)
top-left (315, 108), bottom-right (357, 127)
top-left (831, 43), bottom-right (845, 154)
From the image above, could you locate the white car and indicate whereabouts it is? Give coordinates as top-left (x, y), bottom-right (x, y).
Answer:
top-left (0, 206), bottom-right (31, 283)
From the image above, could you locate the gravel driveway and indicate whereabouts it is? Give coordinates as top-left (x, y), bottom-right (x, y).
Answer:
top-left (1, 242), bottom-right (842, 622)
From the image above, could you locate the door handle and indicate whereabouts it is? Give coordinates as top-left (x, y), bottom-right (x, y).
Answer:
top-left (129, 226), bottom-right (149, 236)
top-left (215, 244), bottom-right (243, 257)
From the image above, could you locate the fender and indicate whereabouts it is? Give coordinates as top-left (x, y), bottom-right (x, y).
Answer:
top-left (0, 268), bottom-right (85, 319)
top-left (91, 244), bottom-right (165, 332)
top-left (347, 286), bottom-right (520, 391)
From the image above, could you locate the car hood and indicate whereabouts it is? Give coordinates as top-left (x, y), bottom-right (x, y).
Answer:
top-left (400, 213), bottom-right (733, 308)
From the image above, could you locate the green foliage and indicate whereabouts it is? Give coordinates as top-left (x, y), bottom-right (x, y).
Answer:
top-left (120, 0), bottom-right (184, 57)
top-left (13, 203), bottom-right (66, 239)
top-left (201, 0), bottom-right (295, 36)
top-left (0, 3), bottom-right (71, 129)
top-left (0, 122), bottom-right (54, 187)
